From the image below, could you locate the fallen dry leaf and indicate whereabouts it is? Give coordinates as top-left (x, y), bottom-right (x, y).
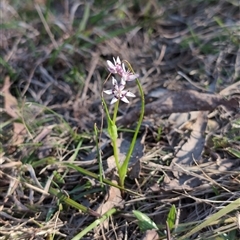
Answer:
top-left (12, 122), bottom-right (26, 145)
top-left (168, 111), bottom-right (199, 129)
top-left (118, 89), bottom-right (238, 126)
top-left (164, 111), bottom-right (208, 190)
top-left (171, 111), bottom-right (208, 173)
top-left (141, 230), bottom-right (159, 240)
top-left (2, 76), bottom-right (18, 119)
top-left (96, 180), bottom-right (123, 229)
top-left (2, 76), bottom-right (26, 145)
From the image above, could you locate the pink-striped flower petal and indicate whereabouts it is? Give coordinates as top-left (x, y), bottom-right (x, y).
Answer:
top-left (104, 77), bottom-right (135, 104)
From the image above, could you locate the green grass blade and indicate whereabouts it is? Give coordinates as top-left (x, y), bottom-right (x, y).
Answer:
top-left (78, 2), bottom-right (91, 32)
top-left (94, 123), bottom-right (104, 187)
top-left (179, 198), bottom-right (240, 240)
top-left (71, 208), bottom-right (117, 240)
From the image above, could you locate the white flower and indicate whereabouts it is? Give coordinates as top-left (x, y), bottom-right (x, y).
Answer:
top-left (104, 77), bottom-right (136, 104)
top-left (106, 56), bottom-right (139, 82)
top-left (106, 56), bottom-right (123, 75)
top-left (121, 63), bottom-right (139, 83)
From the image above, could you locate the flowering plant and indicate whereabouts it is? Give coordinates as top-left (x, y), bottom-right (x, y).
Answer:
top-left (102, 56), bottom-right (145, 188)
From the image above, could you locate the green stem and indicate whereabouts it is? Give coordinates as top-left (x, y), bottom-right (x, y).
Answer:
top-left (102, 97), bottom-right (120, 176)
top-left (102, 97), bottom-right (112, 124)
top-left (112, 134), bottom-right (121, 172)
top-left (113, 100), bottom-right (119, 124)
top-left (112, 100), bottom-right (121, 172)
top-left (119, 78), bottom-right (145, 187)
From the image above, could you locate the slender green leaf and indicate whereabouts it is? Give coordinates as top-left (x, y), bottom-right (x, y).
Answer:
top-left (71, 208), bottom-right (117, 240)
top-left (119, 73), bottom-right (145, 187)
top-left (227, 148), bottom-right (240, 158)
top-left (64, 163), bottom-right (141, 196)
top-left (94, 123), bottom-right (104, 186)
top-left (49, 187), bottom-right (100, 217)
top-left (133, 210), bottom-right (158, 232)
top-left (167, 204), bottom-right (176, 231)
